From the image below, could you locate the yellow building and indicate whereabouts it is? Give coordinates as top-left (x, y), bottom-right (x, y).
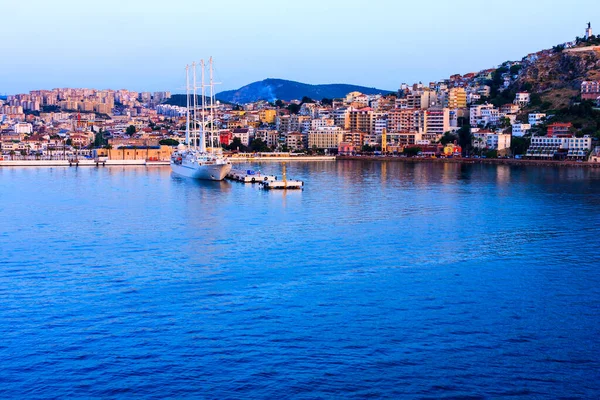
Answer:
top-left (259, 109), bottom-right (276, 124)
top-left (95, 145), bottom-right (174, 161)
top-left (443, 143), bottom-right (462, 157)
top-left (447, 88), bottom-right (467, 109)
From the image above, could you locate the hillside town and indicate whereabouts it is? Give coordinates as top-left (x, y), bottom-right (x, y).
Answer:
top-left (2, 24), bottom-right (600, 163)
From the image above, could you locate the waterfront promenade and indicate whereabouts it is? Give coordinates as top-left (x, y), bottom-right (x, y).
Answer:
top-left (0, 155), bottom-right (335, 167)
top-left (2, 155), bottom-right (599, 168)
top-left (337, 155), bottom-right (600, 168)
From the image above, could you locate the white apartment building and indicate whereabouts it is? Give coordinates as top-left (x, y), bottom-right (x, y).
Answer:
top-left (310, 117), bottom-right (335, 130)
top-left (371, 113), bottom-right (388, 136)
top-left (156, 104), bottom-right (186, 117)
top-left (512, 123), bottom-right (531, 137)
top-left (527, 135), bottom-right (592, 159)
top-left (14, 122), bottom-right (33, 134)
top-left (514, 92), bottom-right (531, 107)
top-left (467, 93), bottom-right (481, 105)
top-left (470, 104), bottom-right (500, 126)
top-left (424, 108), bottom-right (450, 136)
top-left (232, 128), bottom-right (251, 146)
top-left (333, 107), bottom-right (350, 128)
top-left (528, 113), bottom-right (546, 126)
top-left (472, 130), bottom-right (511, 153)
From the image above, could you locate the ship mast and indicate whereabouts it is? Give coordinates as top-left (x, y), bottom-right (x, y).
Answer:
top-left (209, 57), bottom-right (215, 154)
top-left (192, 61), bottom-right (198, 149)
top-left (200, 59), bottom-right (207, 153)
top-left (185, 64), bottom-right (190, 148)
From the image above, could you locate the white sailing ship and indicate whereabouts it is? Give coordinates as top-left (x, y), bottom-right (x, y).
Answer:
top-left (170, 58), bottom-right (231, 181)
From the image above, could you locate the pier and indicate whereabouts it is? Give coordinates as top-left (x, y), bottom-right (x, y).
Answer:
top-left (226, 169), bottom-right (277, 183)
top-left (0, 159), bottom-right (170, 167)
top-left (226, 164), bottom-right (304, 189)
top-left (261, 163), bottom-right (303, 190)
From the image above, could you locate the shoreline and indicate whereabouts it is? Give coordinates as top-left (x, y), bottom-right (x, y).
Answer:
top-left (336, 155), bottom-right (600, 168)
top-left (228, 156), bottom-right (335, 162)
top-left (3, 156), bottom-right (598, 169)
top-left (0, 156), bottom-right (335, 167)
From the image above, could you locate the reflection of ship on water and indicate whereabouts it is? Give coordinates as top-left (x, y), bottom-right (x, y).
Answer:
top-left (170, 58), bottom-right (231, 181)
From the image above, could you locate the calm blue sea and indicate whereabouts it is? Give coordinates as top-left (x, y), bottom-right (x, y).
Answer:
top-left (1, 161), bottom-right (600, 399)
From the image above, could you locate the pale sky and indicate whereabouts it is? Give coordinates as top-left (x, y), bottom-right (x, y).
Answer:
top-left (1, 0), bottom-right (599, 94)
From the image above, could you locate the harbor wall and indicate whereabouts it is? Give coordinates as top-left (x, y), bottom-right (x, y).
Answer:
top-left (337, 155), bottom-right (600, 168)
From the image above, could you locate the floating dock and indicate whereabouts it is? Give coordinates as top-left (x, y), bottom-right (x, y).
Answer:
top-left (261, 163), bottom-right (303, 190)
top-left (227, 169), bottom-right (277, 183)
top-left (262, 180), bottom-right (303, 190)
top-left (227, 164), bottom-right (304, 189)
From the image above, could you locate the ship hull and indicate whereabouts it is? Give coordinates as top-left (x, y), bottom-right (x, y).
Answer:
top-left (170, 162), bottom-right (232, 181)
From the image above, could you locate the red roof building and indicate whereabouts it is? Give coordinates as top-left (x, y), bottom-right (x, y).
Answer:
top-left (219, 131), bottom-right (233, 146)
top-left (547, 123), bottom-right (572, 137)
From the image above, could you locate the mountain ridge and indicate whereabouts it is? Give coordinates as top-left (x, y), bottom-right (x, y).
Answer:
top-left (215, 78), bottom-right (392, 103)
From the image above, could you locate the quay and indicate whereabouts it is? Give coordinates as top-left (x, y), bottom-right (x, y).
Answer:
top-left (0, 159), bottom-right (170, 167)
top-left (336, 155), bottom-right (600, 168)
top-left (229, 155), bottom-right (335, 162)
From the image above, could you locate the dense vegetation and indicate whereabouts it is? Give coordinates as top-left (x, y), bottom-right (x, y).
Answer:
top-left (163, 94), bottom-right (225, 107)
top-left (159, 138), bottom-right (180, 146)
top-left (551, 101), bottom-right (600, 138)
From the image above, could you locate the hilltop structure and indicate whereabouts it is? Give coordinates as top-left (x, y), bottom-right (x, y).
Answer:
top-left (585, 22), bottom-right (593, 40)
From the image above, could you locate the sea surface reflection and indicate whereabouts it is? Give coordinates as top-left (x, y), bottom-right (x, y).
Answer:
top-left (1, 161), bottom-right (599, 398)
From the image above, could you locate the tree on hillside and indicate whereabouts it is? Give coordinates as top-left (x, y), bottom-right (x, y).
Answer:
top-left (511, 136), bottom-right (530, 156)
top-left (275, 100), bottom-right (285, 108)
top-left (159, 138), bottom-right (180, 146)
top-left (440, 132), bottom-right (458, 145)
top-left (287, 103), bottom-right (301, 114)
top-left (457, 125), bottom-right (472, 156)
top-left (126, 125), bottom-right (136, 136)
top-left (226, 137), bottom-right (247, 152)
top-left (321, 98), bottom-right (333, 106)
top-left (250, 138), bottom-right (270, 152)
top-left (529, 93), bottom-right (542, 107)
top-left (403, 147), bottom-right (421, 157)
top-left (93, 128), bottom-right (107, 148)
top-left (301, 96), bottom-right (315, 104)
top-left (499, 117), bottom-right (511, 129)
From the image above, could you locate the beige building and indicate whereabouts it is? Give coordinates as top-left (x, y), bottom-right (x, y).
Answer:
top-left (348, 108), bottom-right (373, 133)
top-left (387, 109), bottom-right (425, 133)
top-left (255, 130), bottom-right (279, 148)
top-left (308, 126), bottom-right (345, 150)
top-left (286, 132), bottom-right (306, 151)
